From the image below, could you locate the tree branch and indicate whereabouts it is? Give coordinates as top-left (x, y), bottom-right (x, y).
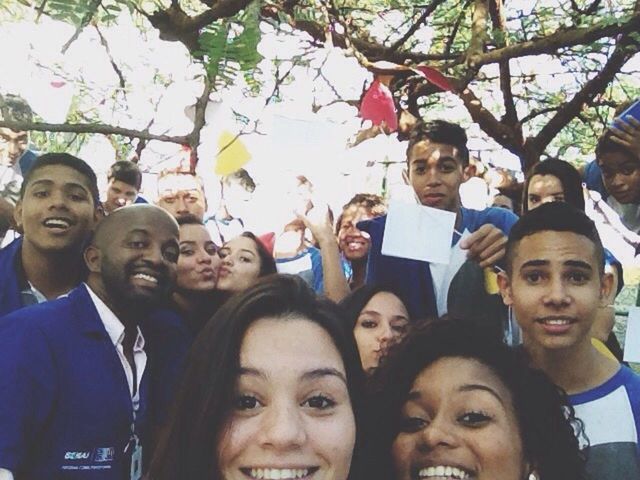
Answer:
top-left (0, 120), bottom-right (191, 144)
top-left (387, 0), bottom-right (446, 53)
top-left (471, 12), bottom-right (640, 67)
top-left (523, 39), bottom-right (638, 170)
top-left (94, 25), bottom-right (126, 91)
top-left (457, 86), bottom-right (524, 157)
top-left (466, 0), bottom-right (489, 65)
top-left (488, 0), bottom-right (518, 126)
top-left (61, 0), bottom-right (102, 54)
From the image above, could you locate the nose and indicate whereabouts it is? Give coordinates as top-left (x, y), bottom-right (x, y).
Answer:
top-left (376, 322), bottom-right (394, 347)
top-left (425, 169), bottom-right (442, 186)
top-left (7, 140), bottom-right (21, 159)
top-left (543, 275), bottom-right (570, 307)
top-left (259, 400), bottom-right (307, 450)
top-left (610, 173), bottom-right (626, 189)
top-left (196, 249), bottom-right (212, 264)
top-left (416, 416), bottom-right (457, 452)
top-left (47, 189), bottom-right (68, 210)
top-left (541, 196), bottom-right (556, 205)
top-left (175, 196), bottom-right (189, 213)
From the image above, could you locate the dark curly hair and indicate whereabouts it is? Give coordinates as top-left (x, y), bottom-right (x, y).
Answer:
top-left (366, 319), bottom-right (585, 480)
top-left (149, 274), bottom-right (368, 479)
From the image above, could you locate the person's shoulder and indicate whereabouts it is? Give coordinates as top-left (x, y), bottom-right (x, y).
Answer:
top-left (0, 293), bottom-right (75, 330)
top-left (462, 206), bottom-right (518, 233)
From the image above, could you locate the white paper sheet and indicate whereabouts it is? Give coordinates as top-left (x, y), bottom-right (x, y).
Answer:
top-left (623, 307), bottom-right (640, 363)
top-left (381, 201), bottom-right (456, 264)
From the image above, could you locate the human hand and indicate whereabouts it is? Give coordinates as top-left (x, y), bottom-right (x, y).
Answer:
top-left (459, 224), bottom-right (507, 268)
top-left (609, 115), bottom-right (640, 159)
top-left (296, 204), bottom-right (335, 245)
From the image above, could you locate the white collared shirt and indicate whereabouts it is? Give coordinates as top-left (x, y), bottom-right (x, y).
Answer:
top-left (85, 284), bottom-right (147, 411)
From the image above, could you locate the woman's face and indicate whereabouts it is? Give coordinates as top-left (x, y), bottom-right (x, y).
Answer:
top-left (353, 292), bottom-right (409, 373)
top-left (527, 174), bottom-right (565, 211)
top-left (176, 223), bottom-right (220, 291)
top-left (217, 236), bottom-right (263, 293)
top-left (218, 317), bottom-right (356, 480)
top-left (392, 357), bottom-right (528, 480)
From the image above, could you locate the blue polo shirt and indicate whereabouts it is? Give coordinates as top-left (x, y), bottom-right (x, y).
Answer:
top-left (0, 284), bottom-right (190, 479)
top-left (0, 237), bottom-right (24, 316)
top-left (358, 206), bottom-right (517, 320)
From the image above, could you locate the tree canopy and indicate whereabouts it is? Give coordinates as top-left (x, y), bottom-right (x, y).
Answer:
top-left (1, 0), bottom-right (639, 171)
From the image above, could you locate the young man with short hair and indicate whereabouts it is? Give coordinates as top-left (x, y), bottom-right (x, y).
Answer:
top-left (0, 205), bottom-right (190, 479)
top-left (103, 161), bottom-right (142, 214)
top-left (359, 120), bottom-right (518, 319)
top-left (0, 94), bottom-right (38, 242)
top-left (596, 123), bottom-right (640, 233)
top-left (336, 193), bottom-right (386, 290)
top-left (497, 201), bottom-right (640, 479)
top-left (0, 153), bottom-right (100, 316)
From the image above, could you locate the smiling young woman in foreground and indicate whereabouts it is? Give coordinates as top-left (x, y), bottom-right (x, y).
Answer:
top-left (148, 274), bottom-right (366, 480)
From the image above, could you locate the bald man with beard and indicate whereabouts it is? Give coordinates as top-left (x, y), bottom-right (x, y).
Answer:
top-left (0, 205), bottom-right (191, 480)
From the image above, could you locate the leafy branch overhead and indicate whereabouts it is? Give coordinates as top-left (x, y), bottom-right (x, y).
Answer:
top-left (3, 0), bottom-right (640, 170)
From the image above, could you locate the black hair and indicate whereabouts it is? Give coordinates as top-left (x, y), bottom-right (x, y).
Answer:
top-left (340, 284), bottom-right (411, 329)
top-left (522, 158), bottom-right (585, 214)
top-left (149, 274), bottom-right (367, 480)
top-left (107, 161), bottom-right (142, 190)
top-left (176, 214), bottom-right (205, 227)
top-left (595, 131), bottom-right (637, 161)
top-left (238, 231), bottom-right (277, 277)
top-left (406, 120), bottom-right (470, 167)
top-left (366, 319), bottom-right (585, 480)
top-left (221, 168), bottom-right (255, 193)
top-left (20, 153), bottom-right (100, 208)
top-left (336, 194), bottom-right (387, 236)
top-left (505, 202), bottom-right (605, 275)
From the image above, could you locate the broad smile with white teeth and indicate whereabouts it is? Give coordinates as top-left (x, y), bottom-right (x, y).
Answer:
top-left (43, 218), bottom-right (72, 228)
top-left (132, 273), bottom-right (159, 284)
top-left (418, 465), bottom-right (471, 479)
top-left (242, 467), bottom-right (316, 479)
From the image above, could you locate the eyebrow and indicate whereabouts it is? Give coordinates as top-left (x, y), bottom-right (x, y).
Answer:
top-left (458, 383), bottom-right (505, 406)
top-left (239, 367), bottom-right (348, 385)
top-left (301, 367), bottom-right (348, 385)
top-left (358, 310), bottom-right (408, 321)
top-left (29, 179), bottom-right (89, 192)
top-left (240, 249), bottom-right (256, 257)
top-left (520, 259), bottom-right (592, 270)
top-left (179, 240), bottom-right (196, 246)
top-left (406, 383), bottom-right (505, 405)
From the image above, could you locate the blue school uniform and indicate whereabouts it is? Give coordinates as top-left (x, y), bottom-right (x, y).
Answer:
top-left (358, 207), bottom-right (517, 320)
top-left (0, 284), bottom-right (190, 479)
top-left (0, 237), bottom-right (24, 316)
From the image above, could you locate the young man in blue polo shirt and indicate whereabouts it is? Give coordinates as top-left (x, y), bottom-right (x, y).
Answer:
top-left (497, 202), bottom-right (640, 480)
top-left (359, 120), bottom-right (518, 320)
top-left (0, 153), bottom-right (101, 316)
top-left (0, 205), bottom-right (190, 479)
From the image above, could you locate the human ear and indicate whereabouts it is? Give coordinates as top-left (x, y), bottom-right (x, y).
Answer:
top-left (13, 200), bottom-right (23, 231)
top-left (599, 271), bottom-right (615, 307)
top-left (83, 245), bottom-right (102, 274)
top-left (462, 164), bottom-right (475, 182)
top-left (497, 271), bottom-right (513, 306)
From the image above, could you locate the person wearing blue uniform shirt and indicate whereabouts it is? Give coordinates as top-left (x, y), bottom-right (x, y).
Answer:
top-left (497, 202), bottom-right (640, 480)
top-left (0, 94), bottom-right (38, 243)
top-left (358, 120), bottom-right (517, 321)
top-left (0, 153), bottom-right (101, 316)
top-left (0, 205), bottom-right (190, 479)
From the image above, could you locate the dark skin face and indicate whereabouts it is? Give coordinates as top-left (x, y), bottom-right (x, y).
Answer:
top-left (85, 205), bottom-right (180, 316)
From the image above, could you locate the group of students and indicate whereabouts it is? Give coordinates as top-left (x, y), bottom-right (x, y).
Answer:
top-left (0, 104), bottom-right (638, 479)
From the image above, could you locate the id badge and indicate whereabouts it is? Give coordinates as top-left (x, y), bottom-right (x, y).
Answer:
top-left (130, 441), bottom-right (142, 480)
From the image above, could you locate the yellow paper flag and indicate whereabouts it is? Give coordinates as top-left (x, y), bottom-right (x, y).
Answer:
top-left (215, 131), bottom-right (251, 175)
